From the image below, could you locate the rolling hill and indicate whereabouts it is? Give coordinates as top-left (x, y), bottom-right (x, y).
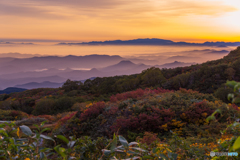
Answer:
top-left (0, 87), bottom-right (27, 94)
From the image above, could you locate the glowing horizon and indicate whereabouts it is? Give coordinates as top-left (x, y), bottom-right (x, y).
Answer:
top-left (0, 0), bottom-right (240, 43)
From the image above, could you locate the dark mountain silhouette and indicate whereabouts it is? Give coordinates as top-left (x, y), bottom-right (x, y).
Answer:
top-left (58, 38), bottom-right (173, 45)
top-left (0, 76), bottom-right (66, 89)
top-left (57, 68), bottom-right (104, 80)
top-left (0, 55), bottom-right (160, 75)
top-left (0, 55), bottom-right (124, 74)
top-left (14, 77), bottom-right (96, 90)
top-left (203, 50), bottom-right (229, 54)
top-left (0, 69), bottom-right (65, 79)
top-left (0, 58), bottom-right (198, 89)
top-left (100, 60), bottom-right (150, 72)
top-left (0, 87), bottom-right (27, 94)
top-left (57, 38), bottom-right (240, 46)
top-left (166, 56), bottom-right (200, 62)
top-left (15, 81), bottom-right (64, 89)
top-left (217, 45), bottom-right (228, 47)
top-left (127, 58), bottom-right (159, 65)
top-left (156, 61), bottom-right (196, 69)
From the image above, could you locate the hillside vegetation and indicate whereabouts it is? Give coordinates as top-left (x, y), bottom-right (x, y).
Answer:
top-left (1, 47), bottom-right (240, 115)
top-left (1, 46), bottom-right (240, 159)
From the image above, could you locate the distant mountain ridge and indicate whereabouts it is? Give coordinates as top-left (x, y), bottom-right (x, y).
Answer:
top-left (156, 61), bottom-right (196, 69)
top-left (0, 87), bottom-right (27, 94)
top-left (15, 81), bottom-right (64, 89)
top-left (100, 60), bottom-right (150, 72)
top-left (0, 54), bottom-right (160, 75)
top-left (0, 52), bottom-right (207, 89)
top-left (14, 77), bottom-right (96, 90)
top-left (57, 38), bottom-right (240, 46)
top-left (0, 59), bottom-right (194, 89)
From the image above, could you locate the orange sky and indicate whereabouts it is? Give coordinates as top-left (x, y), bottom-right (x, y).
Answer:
top-left (0, 0), bottom-right (240, 42)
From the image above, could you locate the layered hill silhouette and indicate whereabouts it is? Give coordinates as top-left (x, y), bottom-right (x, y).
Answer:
top-left (156, 61), bottom-right (196, 69)
top-left (0, 55), bottom-right (123, 74)
top-left (14, 77), bottom-right (96, 90)
top-left (0, 87), bottom-right (27, 94)
top-left (58, 38), bottom-right (240, 46)
top-left (0, 76), bottom-right (66, 90)
top-left (1, 46), bottom-right (240, 98)
top-left (15, 81), bottom-right (64, 90)
top-left (55, 46), bottom-right (240, 95)
top-left (0, 53), bottom-right (195, 89)
top-left (99, 60), bottom-right (150, 72)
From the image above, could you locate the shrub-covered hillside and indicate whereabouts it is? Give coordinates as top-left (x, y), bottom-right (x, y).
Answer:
top-left (1, 86), bottom-right (240, 159)
top-left (61, 46), bottom-right (240, 94)
top-left (1, 46), bottom-right (240, 116)
top-left (1, 87), bottom-right (238, 141)
top-left (1, 45), bottom-right (240, 159)
top-left (53, 88), bottom-right (238, 140)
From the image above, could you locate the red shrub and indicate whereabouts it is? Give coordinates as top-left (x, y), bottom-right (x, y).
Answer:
top-left (111, 107), bottom-right (175, 133)
top-left (110, 96), bottom-right (118, 103)
top-left (182, 101), bottom-right (214, 123)
top-left (135, 88), bottom-right (145, 97)
top-left (179, 88), bottom-right (199, 94)
top-left (136, 132), bottom-right (160, 145)
top-left (38, 115), bottom-right (56, 122)
top-left (153, 88), bottom-right (173, 94)
top-left (9, 111), bottom-right (21, 117)
top-left (79, 102), bottom-right (106, 121)
top-left (106, 106), bottom-right (118, 115)
top-left (59, 112), bottom-right (77, 125)
top-left (231, 104), bottom-right (239, 111)
top-left (110, 88), bottom-right (172, 103)
top-left (116, 93), bottom-right (125, 101)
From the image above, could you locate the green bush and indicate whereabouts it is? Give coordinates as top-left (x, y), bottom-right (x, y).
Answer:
top-left (0, 94), bottom-right (10, 101)
top-left (32, 98), bottom-right (55, 115)
top-left (67, 90), bottom-right (78, 97)
top-left (0, 109), bottom-right (28, 121)
top-left (0, 99), bottom-right (12, 110)
top-left (214, 85), bottom-right (233, 103)
top-left (71, 102), bottom-right (87, 112)
top-left (118, 102), bottom-right (127, 110)
top-left (54, 96), bottom-right (74, 113)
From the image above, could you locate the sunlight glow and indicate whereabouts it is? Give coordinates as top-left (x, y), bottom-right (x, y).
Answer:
top-left (0, 0), bottom-right (239, 42)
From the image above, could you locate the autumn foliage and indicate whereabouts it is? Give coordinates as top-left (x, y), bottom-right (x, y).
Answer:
top-left (110, 88), bottom-right (172, 102)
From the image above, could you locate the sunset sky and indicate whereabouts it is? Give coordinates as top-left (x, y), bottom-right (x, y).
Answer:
top-left (1, 0), bottom-right (240, 42)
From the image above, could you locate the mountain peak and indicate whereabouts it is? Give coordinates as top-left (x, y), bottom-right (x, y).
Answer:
top-left (118, 60), bottom-right (135, 65)
top-left (173, 61), bottom-right (181, 63)
top-left (64, 67), bottom-right (73, 71)
top-left (90, 68), bottom-right (99, 72)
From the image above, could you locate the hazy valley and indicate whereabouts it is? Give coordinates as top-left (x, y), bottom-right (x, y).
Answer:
top-left (0, 39), bottom-right (237, 90)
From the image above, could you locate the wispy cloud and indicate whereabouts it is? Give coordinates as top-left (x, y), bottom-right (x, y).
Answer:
top-left (0, 0), bottom-right (236, 19)
top-left (0, 0), bottom-right (239, 41)
top-left (0, 1), bottom-right (66, 19)
top-left (152, 0), bottom-right (237, 16)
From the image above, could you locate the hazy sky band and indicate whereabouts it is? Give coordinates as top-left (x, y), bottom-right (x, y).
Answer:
top-left (1, 0), bottom-right (240, 42)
